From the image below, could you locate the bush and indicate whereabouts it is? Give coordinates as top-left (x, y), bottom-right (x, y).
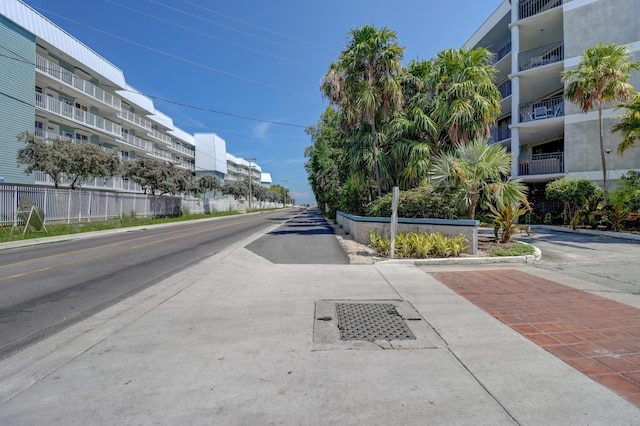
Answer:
top-left (545, 178), bottom-right (601, 224)
top-left (369, 230), bottom-right (467, 258)
top-left (365, 187), bottom-right (461, 219)
top-left (489, 243), bottom-right (535, 257)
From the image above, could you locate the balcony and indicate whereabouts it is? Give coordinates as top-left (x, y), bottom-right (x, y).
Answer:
top-left (519, 0), bottom-right (562, 20)
top-left (519, 152), bottom-right (564, 175)
top-left (120, 131), bottom-right (153, 151)
top-left (497, 80), bottom-right (512, 99)
top-left (36, 92), bottom-right (122, 138)
top-left (34, 129), bottom-right (73, 143)
top-left (35, 54), bottom-right (121, 111)
top-left (519, 42), bottom-right (563, 71)
top-left (147, 128), bottom-right (172, 146)
top-left (489, 123), bottom-right (511, 144)
top-left (519, 95), bottom-right (564, 123)
top-left (168, 142), bottom-right (195, 158)
top-left (118, 110), bottom-right (153, 132)
top-left (491, 40), bottom-right (512, 65)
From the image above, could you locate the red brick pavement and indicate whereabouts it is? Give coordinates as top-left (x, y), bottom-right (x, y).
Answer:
top-left (429, 269), bottom-right (640, 408)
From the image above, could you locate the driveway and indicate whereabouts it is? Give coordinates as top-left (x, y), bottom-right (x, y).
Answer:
top-left (520, 227), bottom-right (640, 295)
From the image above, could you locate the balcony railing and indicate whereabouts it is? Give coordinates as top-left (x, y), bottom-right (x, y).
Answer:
top-left (519, 152), bottom-right (564, 175)
top-left (491, 40), bottom-right (512, 65)
top-left (147, 128), bottom-right (172, 146)
top-left (519, 42), bottom-right (563, 71)
top-left (118, 110), bottom-right (153, 131)
top-left (35, 54), bottom-right (121, 110)
top-left (519, 95), bottom-right (564, 122)
top-left (168, 142), bottom-right (195, 157)
top-left (519, 0), bottom-right (562, 20)
top-left (120, 132), bottom-right (153, 151)
top-left (489, 123), bottom-right (511, 144)
top-left (498, 80), bottom-right (512, 99)
top-left (36, 92), bottom-right (122, 137)
top-left (34, 129), bottom-right (73, 144)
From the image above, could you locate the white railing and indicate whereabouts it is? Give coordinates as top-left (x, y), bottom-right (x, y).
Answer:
top-left (519, 95), bottom-right (564, 122)
top-left (169, 143), bottom-right (195, 157)
top-left (118, 110), bottom-right (153, 131)
top-left (147, 149), bottom-right (173, 162)
top-left (175, 161), bottom-right (195, 171)
top-left (35, 92), bottom-right (122, 137)
top-left (0, 185), bottom-right (185, 225)
top-left (34, 130), bottom-right (73, 143)
top-left (519, 152), bottom-right (564, 175)
top-left (519, 0), bottom-right (562, 19)
top-left (148, 129), bottom-right (172, 145)
top-left (120, 132), bottom-right (153, 151)
top-left (35, 54), bottom-right (121, 110)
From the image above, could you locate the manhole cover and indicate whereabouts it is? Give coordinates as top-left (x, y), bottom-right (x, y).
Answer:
top-left (335, 303), bottom-right (416, 341)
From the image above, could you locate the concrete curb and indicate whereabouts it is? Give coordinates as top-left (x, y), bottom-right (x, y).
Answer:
top-left (531, 224), bottom-right (640, 241)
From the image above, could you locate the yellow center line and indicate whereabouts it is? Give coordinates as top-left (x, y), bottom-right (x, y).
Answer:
top-left (0, 215), bottom-right (272, 281)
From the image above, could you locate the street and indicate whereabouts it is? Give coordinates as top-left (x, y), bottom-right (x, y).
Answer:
top-left (522, 228), bottom-right (640, 294)
top-left (0, 209), bottom-right (300, 359)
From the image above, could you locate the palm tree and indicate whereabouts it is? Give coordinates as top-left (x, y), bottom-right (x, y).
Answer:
top-left (431, 138), bottom-right (529, 220)
top-left (613, 94), bottom-right (640, 154)
top-left (321, 25), bottom-right (405, 197)
top-left (562, 42), bottom-right (640, 196)
top-left (427, 48), bottom-right (501, 150)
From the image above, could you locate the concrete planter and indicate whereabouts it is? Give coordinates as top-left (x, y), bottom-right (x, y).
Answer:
top-left (336, 212), bottom-right (479, 254)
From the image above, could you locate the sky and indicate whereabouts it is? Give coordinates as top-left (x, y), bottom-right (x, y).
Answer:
top-left (22, 0), bottom-right (504, 204)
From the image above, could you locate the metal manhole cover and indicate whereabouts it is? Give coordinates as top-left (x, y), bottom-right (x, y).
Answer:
top-left (335, 303), bottom-right (416, 341)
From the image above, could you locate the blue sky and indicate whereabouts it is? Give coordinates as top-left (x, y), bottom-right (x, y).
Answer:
top-left (23, 0), bottom-right (503, 204)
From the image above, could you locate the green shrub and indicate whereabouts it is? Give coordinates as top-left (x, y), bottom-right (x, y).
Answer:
top-left (545, 178), bottom-right (601, 224)
top-left (368, 230), bottom-right (467, 258)
top-left (366, 187), bottom-right (461, 219)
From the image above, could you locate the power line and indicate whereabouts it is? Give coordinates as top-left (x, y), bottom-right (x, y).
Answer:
top-left (180, 0), bottom-right (336, 53)
top-left (0, 53), bottom-right (311, 128)
top-left (103, 0), bottom-right (326, 69)
top-left (33, 7), bottom-right (316, 98)
top-left (146, 0), bottom-right (333, 61)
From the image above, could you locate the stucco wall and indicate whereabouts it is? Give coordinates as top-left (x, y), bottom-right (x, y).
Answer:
top-left (336, 212), bottom-right (478, 255)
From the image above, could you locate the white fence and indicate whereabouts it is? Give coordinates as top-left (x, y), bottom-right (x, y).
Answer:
top-left (0, 185), bottom-right (285, 227)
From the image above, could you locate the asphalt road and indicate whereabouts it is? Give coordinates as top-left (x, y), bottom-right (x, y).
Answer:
top-left (0, 209), bottom-right (302, 359)
top-left (521, 228), bottom-right (640, 295)
top-left (246, 207), bottom-right (349, 264)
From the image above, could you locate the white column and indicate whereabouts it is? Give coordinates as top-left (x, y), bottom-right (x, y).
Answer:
top-left (509, 5), bottom-right (521, 178)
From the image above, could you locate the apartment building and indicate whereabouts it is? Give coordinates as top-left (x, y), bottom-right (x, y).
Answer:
top-left (0, 1), bottom-right (196, 190)
top-left (225, 153), bottom-right (262, 187)
top-left (465, 0), bottom-right (640, 202)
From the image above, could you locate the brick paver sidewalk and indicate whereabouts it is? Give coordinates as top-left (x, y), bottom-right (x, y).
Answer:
top-left (429, 269), bottom-right (640, 407)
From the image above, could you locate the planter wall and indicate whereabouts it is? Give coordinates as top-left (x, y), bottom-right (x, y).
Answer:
top-left (336, 211), bottom-right (479, 254)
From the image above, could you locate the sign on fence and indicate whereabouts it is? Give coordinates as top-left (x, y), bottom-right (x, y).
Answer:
top-left (14, 197), bottom-right (47, 235)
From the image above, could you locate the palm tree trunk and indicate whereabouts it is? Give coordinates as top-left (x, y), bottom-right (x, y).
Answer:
top-left (468, 193), bottom-right (479, 220)
top-left (371, 121), bottom-right (382, 197)
top-left (598, 107), bottom-right (608, 197)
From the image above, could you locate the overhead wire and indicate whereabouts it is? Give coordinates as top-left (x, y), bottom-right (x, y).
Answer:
top-left (103, 0), bottom-right (325, 69)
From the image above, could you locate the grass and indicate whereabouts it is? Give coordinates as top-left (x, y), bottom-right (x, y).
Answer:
top-left (489, 242), bottom-right (535, 257)
top-left (0, 210), bottom-right (244, 243)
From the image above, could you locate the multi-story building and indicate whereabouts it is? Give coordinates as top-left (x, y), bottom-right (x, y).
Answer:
top-left (0, 0), bottom-right (195, 190)
top-left (225, 154), bottom-right (262, 188)
top-left (465, 0), bottom-right (640, 204)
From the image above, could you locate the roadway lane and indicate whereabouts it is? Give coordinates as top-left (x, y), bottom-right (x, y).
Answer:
top-left (520, 228), bottom-right (640, 294)
top-left (246, 207), bottom-right (349, 264)
top-left (0, 209), bottom-right (301, 359)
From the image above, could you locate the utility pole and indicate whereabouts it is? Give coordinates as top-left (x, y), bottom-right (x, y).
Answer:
top-left (246, 157), bottom-right (256, 211)
top-left (282, 180), bottom-right (288, 208)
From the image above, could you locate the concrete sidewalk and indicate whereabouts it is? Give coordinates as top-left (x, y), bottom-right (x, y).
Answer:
top-left (1, 228), bottom-right (638, 425)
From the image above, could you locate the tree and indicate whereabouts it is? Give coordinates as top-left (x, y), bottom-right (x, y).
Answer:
top-left (16, 132), bottom-right (121, 189)
top-left (545, 177), bottom-right (601, 224)
top-left (125, 157), bottom-right (190, 195)
top-left (321, 25), bottom-right (405, 197)
top-left (16, 132), bottom-right (67, 188)
top-left (222, 179), bottom-right (248, 201)
top-left (562, 42), bottom-right (640, 196)
top-left (198, 173), bottom-right (222, 197)
top-left (431, 138), bottom-right (529, 220)
top-left (427, 48), bottom-right (501, 150)
top-left (613, 94), bottom-right (640, 154)
top-left (65, 142), bottom-right (121, 189)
